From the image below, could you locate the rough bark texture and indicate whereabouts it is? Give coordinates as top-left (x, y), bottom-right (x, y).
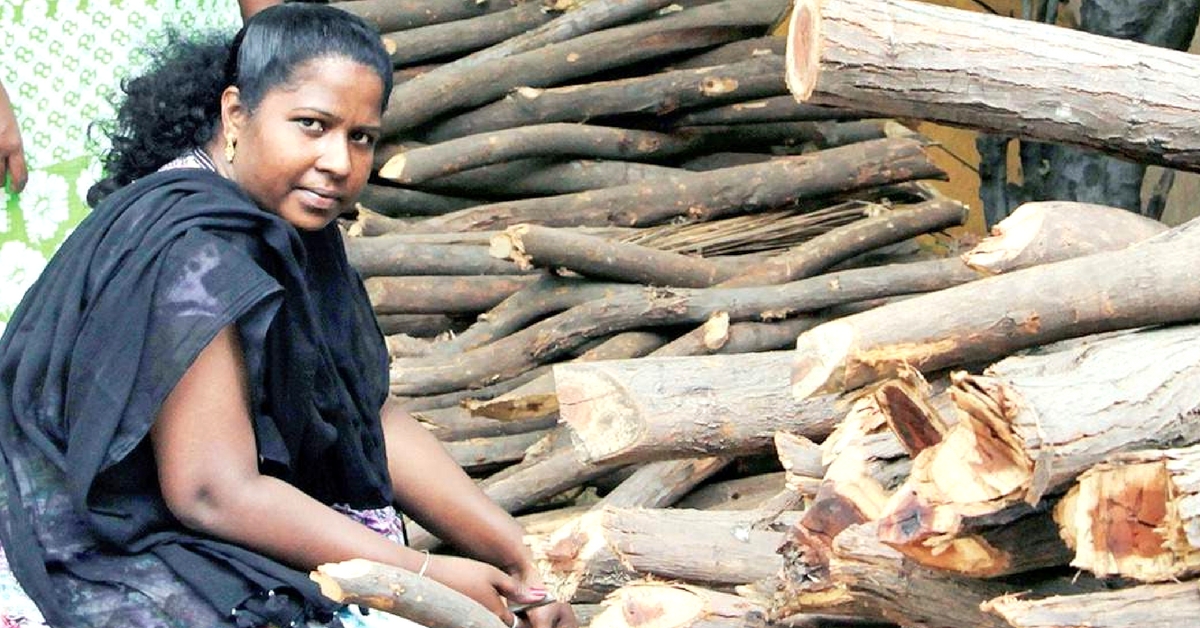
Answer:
top-left (347, 239), bottom-right (531, 277)
top-left (365, 275), bottom-right (537, 314)
top-left (381, 1), bottom-right (557, 66)
top-left (982, 581), bottom-right (1200, 628)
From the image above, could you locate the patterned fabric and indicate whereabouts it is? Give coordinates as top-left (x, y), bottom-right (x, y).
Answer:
top-left (0, 0), bottom-right (243, 335)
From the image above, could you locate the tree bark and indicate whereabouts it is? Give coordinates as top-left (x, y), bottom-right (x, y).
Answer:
top-left (403, 137), bottom-right (945, 232)
top-left (588, 582), bottom-right (772, 628)
top-left (479, 428), bottom-right (629, 514)
top-left (376, 313), bottom-right (461, 337)
top-left (675, 471), bottom-right (791, 511)
top-left (1055, 444), bottom-right (1200, 582)
top-left (418, 159), bottom-right (687, 197)
top-left (392, 255), bottom-right (980, 394)
top-left (784, 0), bottom-right (1200, 172)
top-left (421, 55), bottom-right (788, 141)
top-left (347, 240), bottom-right (531, 277)
top-left (673, 95), bottom-right (865, 126)
top-left (335, 0), bottom-right (518, 33)
top-left (442, 430), bottom-right (548, 472)
top-left (383, 0), bottom-right (785, 135)
top-left (365, 275), bottom-right (537, 314)
top-left (671, 35), bottom-right (784, 69)
top-left (311, 558), bottom-right (506, 628)
top-left (791, 213), bottom-right (1200, 401)
top-left (874, 323), bottom-right (1200, 562)
top-left (413, 405), bottom-right (559, 441)
top-left (381, 1), bottom-right (557, 67)
top-left (555, 351), bottom-right (841, 465)
top-left (981, 581), bottom-right (1200, 628)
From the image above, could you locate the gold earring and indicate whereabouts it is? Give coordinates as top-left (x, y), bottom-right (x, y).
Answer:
top-left (224, 135), bottom-right (237, 163)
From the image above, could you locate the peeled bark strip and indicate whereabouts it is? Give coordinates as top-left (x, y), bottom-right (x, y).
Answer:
top-left (381, 125), bottom-right (701, 185)
top-left (785, 0), bottom-right (1200, 172)
top-left (589, 582), bottom-right (771, 628)
top-left (982, 581), bottom-right (1200, 628)
top-left (383, 0), bottom-right (785, 134)
top-left (875, 323), bottom-right (1200, 560)
top-left (1055, 444), bottom-right (1200, 582)
top-left (555, 351), bottom-right (840, 465)
top-left (382, 1), bottom-right (557, 67)
top-left (311, 559), bottom-right (506, 628)
top-left (365, 275), bottom-right (536, 314)
top-left (962, 201), bottom-right (1167, 275)
top-left (393, 255), bottom-right (980, 394)
top-left (405, 137), bottom-right (945, 232)
top-left (335, 0), bottom-right (518, 33)
top-left (791, 213), bottom-right (1200, 400)
top-left (535, 507), bottom-right (797, 602)
top-left (492, 224), bottom-right (735, 288)
top-left (717, 198), bottom-right (966, 287)
top-left (347, 240), bottom-right (530, 277)
top-left (422, 55), bottom-right (788, 141)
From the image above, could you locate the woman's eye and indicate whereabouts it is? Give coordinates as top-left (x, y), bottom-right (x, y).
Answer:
top-left (298, 118), bottom-right (323, 131)
top-left (351, 131), bottom-right (377, 146)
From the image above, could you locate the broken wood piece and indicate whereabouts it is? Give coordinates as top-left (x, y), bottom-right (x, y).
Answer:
top-left (784, 0), bottom-right (1200, 172)
top-left (311, 558), bottom-right (506, 628)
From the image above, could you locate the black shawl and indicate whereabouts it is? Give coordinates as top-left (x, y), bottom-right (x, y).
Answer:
top-left (0, 169), bottom-right (392, 626)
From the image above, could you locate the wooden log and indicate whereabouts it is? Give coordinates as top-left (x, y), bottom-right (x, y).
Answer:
top-left (535, 507), bottom-right (798, 602)
top-left (347, 239), bottom-right (531, 277)
top-left (311, 558), bottom-right (506, 628)
top-left (675, 471), bottom-right (790, 511)
top-left (791, 211), bottom-right (1200, 401)
top-left (555, 352), bottom-right (841, 465)
top-left (442, 430), bottom-right (547, 472)
top-left (491, 223), bottom-right (736, 288)
top-left (334, 0), bottom-right (518, 33)
top-left (394, 366), bottom-right (551, 413)
top-left (403, 137), bottom-right (945, 232)
top-left (672, 120), bottom-right (887, 152)
top-left (376, 313), bottom-right (461, 337)
top-left (1055, 444), bottom-right (1200, 582)
top-left (517, 504), bottom-right (590, 537)
top-left (600, 457), bottom-right (734, 510)
top-left (873, 323), bottom-right (1200, 563)
top-left (413, 405), bottom-right (558, 441)
top-left (982, 581), bottom-right (1200, 628)
top-left (783, 0), bottom-right (1200, 172)
top-left (589, 582), bottom-right (772, 628)
top-left (716, 198), bottom-right (966, 287)
top-left (381, 125), bottom-right (701, 185)
top-left (418, 159), bottom-right (687, 197)
top-left (421, 55), bottom-right (789, 142)
top-left (381, 0), bottom-right (557, 67)
top-left (651, 316), bottom-right (823, 357)
top-left (673, 95), bottom-right (865, 125)
top-left (392, 255), bottom-right (981, 394)
top-left (961, 201), bottom-right (1167, 275)
top-left (382, 0), bottom-right (786, 135)
top-left (670, 35), bottom-right (785, 69)
top-left (357, 183), bottom-right (482, 217)
top-left (365, 275), bottom-right (536, 314)
top-left (479, 428), bottom-right (629, 514)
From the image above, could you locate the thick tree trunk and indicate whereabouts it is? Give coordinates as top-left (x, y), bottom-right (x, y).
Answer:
top-left (555, 352), bottom-right (841, 465)
top-left (783, 0), bottom-right (1200, 172)
top-left (421, 55), bottom-right (788, 141)
top-left (403, 137), bottom-right (944, 232)
top-left (534, 507), bottom-right (798, 602)
top-left (1055, 444), bottom-right (1200, 582)
top-left (874, 323), bottom-right (1200, 563)
top-left (791, 213), bottom-right (1200, 400)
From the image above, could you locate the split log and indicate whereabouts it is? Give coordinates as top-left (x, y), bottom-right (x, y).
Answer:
top-left (962, 201), bottom-right (1167, 275)
top-left (1055, 444), bottom-right (1200, 582)
top-left (675, 471), bottom-right (790, 511)
top-left (335, 0), bottom-right (518, 33)
top-left (535, 507), bottom-right (798, 602)
top-left (311, 558), bottom-right (506, 628)
top-left (392, 255), bottom-right (980, 394)
top-left (443, 430), bottom-right (547, 472)
top-left (347, 240), bottom-right (530, 277)
top-left (381, 125), bottom-right (702, 185)
top-left (365, 275), bottom-right (537, 314)
top-left (382, 0), bottom-right (787, 134)
top-left (491, 223), bottom-right (736, 288)
top-left (874, 323), bottom-right (1200, 567)
top-left (356, 183), bottom-right (482, 217)
top-left (403, 137), bottom-right (945, 232)
top-left (716, 198), bottom-right (966, 287)
top-left (673, 95), bottom-right (865, 125)
top-left (982, 581), bottom-right (1200, 628)
top-left (589, 582), bottom-right (771, 628)
top-left (555, 351), bottom-right (841, 465)
top-left (791, 209), bottom-right (1199, 400)
top-left (784, 0), bottom-right (1200, 172)
top-left (381, 1), bottom-right (557, 67)
top-left (421, 55), bottom-right (788, 141)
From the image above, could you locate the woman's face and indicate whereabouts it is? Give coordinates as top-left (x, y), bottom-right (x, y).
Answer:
top-left (226, 56), bottom-right (383, 231)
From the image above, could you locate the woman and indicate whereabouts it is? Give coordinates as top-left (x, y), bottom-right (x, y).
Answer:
top-left (0, 5), bottom-right (576, 628)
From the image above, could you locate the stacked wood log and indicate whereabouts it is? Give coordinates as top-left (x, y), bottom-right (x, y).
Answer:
top-left (311, 2), bottom-right (1200, 627)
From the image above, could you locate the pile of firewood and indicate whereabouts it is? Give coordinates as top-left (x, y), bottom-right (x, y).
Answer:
top-left (310, 1), bottom-right (1200, 627)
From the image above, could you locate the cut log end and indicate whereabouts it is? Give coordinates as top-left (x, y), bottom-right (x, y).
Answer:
top-left (791, 320), bottom-right (855, 400)
top-left (489, 227), bottom-right (535, 270)
top-left (784, 0), bottom-right (821, 101)
top-left (702, 311), bottom-right (731, 350)
top-left (379, 153), bottom-right (408, 181)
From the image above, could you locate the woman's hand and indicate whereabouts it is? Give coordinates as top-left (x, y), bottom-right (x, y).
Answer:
top-left (507, 562), bottom-right (578, 628)
top-left (424, 554), bottom-right (548, 628)
top-left (0, 80), bottom-right (27, 193)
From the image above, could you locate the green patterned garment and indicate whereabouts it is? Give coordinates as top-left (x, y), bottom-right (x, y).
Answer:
top-left (0, 1), bottom-right (243, 334)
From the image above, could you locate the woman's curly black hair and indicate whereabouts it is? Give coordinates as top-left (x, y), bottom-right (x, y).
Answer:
top-left (87, 3), bottom-right (392, 207)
